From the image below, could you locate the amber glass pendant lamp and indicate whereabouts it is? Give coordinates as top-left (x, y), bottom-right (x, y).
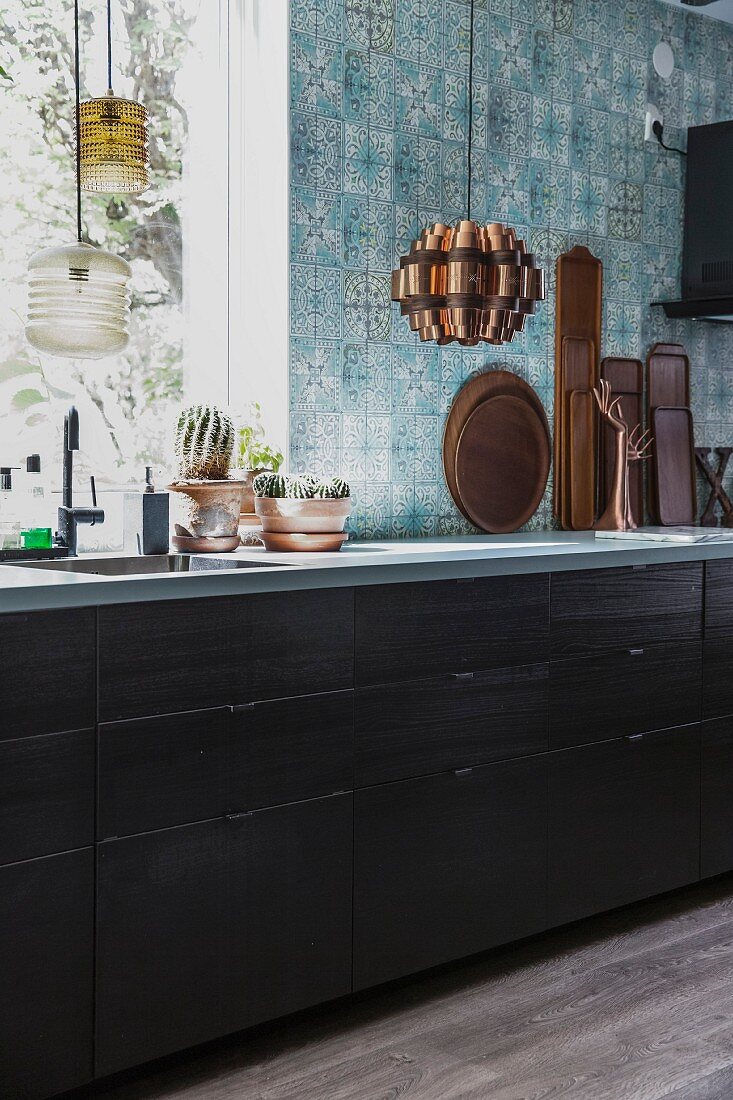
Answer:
top-left (391, 0), bottom-right (545, 346)
top-left (25, 0), bottom-right (132, 359)
top-left (79, 0), bottom-right (150, 194)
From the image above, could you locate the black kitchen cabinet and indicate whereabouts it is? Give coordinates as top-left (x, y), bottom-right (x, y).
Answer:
top-left (353, 757), bottom-right (547, 990)
top-left (0, 608), bottom-right (95, 740)
top-left (0, 849), bottom-right (94, 1100)
top-left (98, 692), bottom-right (353, 839)
top-left (550, 563), bottom-right (703, 657)
top-left (0, 728), bottom-right (95, 864)
top-left (548, 726), bottom-right (700, 926)
top-left (702, 717), bottom-right (733, 878)
top-left (356, 663), bottom-right (548, 786)
top-left (96, 794), bottom-right (352, 1077)
top-left (549, 642), bottom-right (701, 749)
top-left (98, 588), bottom-right (354, 721)
top-left (355, 573), bottom-right (549, 685)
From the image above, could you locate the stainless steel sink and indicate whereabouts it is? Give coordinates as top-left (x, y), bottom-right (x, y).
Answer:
top-left (14, 554), bottom-right (293, 576)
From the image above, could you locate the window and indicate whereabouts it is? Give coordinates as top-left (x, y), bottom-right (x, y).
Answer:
top-left (0, 0), bottom-right (287, 545)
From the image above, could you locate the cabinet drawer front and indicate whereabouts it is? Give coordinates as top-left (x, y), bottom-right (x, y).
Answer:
top-left (703, 638), bottom-right (733, 720)
top-left (239, 691), bottom-right (353, 810)
top-left (0, 849), bottom-right (94, 1099)
top-left (353, 758), bottom-right (547, 990)
top-left (0, 729), bottom-right (95, 865)
top-left (0, 609), bottom-right (95, 740)
top-left (98, 708), bottom-right (231, 838)
top-left (702, 717), bottom-right (733, 878)
top-left (550, 642), bottom-right (701, 749)
top-left (99, 693), bottom-right (354, 837)
top-left (548, 726), bottom-right (700, 926)
top-left (551, 563), bottom-right (703, 657)
top-left (98, 589), bottom-right (354, 722)
top-left (355, 574), bottom-right (549, 686)
top-left (705, 560), bottom-right (733, 638)
top-left (356, 663), bottom-right (548, 787)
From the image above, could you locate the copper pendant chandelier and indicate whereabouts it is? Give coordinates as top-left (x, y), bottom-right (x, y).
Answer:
top-left (391, 1), bottom-right (545, 347)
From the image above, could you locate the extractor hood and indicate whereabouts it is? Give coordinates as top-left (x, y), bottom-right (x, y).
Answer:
top-left (655, 119), bottom-right (733, 322)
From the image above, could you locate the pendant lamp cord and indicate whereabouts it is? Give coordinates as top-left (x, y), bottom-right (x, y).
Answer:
top-left (107, 0), bottom-right (113, 91)
top-left (74, 0), bottom-right (82, 242)
top-left (466, 0), bottom-right (475, 221)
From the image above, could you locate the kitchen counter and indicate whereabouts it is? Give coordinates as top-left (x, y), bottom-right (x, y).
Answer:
top-left (2, 530), bottom-right (733, 613)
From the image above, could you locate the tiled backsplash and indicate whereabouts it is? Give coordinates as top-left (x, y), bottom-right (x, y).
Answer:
top-left (289, 0), bottom-right (733, 536)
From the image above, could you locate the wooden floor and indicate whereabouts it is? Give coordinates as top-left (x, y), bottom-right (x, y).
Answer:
top-left (85, 876), bottom-right (733, 1100)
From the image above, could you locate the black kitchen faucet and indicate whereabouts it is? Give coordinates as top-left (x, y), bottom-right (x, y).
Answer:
top-left (55, 406), bottom-right (104, 557)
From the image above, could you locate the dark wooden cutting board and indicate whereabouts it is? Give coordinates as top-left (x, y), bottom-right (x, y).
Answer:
top-left (652, 406), bottom-right (697, 526)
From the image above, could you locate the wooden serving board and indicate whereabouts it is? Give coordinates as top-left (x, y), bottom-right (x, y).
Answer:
top-left (454, 394), bottom-right (551, 534)
top-left (652, 406), bottom-right (697, 526)
top-left (647, 343), bottom-right (691, 523)
top-left (600, 357), bottom-right (644, 527)
top-left (442, 370), bottom-right (550, 524)
top-left (554, 246), bottom-right (603, 528)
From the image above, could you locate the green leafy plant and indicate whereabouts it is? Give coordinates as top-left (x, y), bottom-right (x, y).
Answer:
top-left (235, 402), bottom-right (283, 472)
top-left (174, 403), bottom-right (234, 480)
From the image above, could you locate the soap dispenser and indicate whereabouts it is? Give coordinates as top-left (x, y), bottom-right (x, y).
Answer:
top-left (123, 466), bottom-right (170, 555)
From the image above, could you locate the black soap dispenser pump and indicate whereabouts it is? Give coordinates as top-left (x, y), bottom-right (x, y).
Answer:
top-left (123, 466), bottom-right (170, 555)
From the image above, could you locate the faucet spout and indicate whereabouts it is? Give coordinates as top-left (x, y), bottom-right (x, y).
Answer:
top-left (57, 407), bottom-right (104, 556)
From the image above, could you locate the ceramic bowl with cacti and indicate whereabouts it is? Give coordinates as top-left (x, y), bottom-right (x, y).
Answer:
top-left (253, 473), bottom-right (351, 533)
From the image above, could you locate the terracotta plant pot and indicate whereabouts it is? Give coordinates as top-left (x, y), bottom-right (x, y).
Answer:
top-left (237, 468), bottom-right (264, 516)
top-left (254, 496), bottom-right (351, 533)
top-left (167, 480), bottom-right (245, 538)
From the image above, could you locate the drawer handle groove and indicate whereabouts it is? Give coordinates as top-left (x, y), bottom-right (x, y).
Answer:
top-left (454, 767), bottom-right (474, 777)
top-left (624, 733), bottom-right (645, 742)
top-left (451, 672), bottom-right (475, 682)
top-left (628, 648), bottom-right (644, 657)
top-left (230, 703), bottom-right (255, 715)
top-left (224, 810), bottom-right (252, 821)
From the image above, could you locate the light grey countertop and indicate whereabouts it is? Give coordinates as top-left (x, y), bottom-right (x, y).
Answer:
top-left (1, 530), bottom-right (733, 613)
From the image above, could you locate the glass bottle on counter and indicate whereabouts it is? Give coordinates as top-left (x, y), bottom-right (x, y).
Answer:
top-left (20, 454), bottom-right (53, 550)
top-left (0, 467), bottom-right (22, 549)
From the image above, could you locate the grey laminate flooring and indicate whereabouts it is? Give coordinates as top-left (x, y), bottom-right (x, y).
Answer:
top-left (88, 876), bottom-right (733, 1100)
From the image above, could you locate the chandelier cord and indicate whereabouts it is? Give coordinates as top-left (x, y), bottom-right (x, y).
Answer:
top-left (466, 0), bottom-right (475, 220)
top-left (74, 0), bottom-right (83, 242)
top-left (107, 0), bottom-right (113, 91)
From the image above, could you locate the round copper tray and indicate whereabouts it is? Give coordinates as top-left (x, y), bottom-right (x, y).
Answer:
top-left (260, 531), bottom-right (348, 553)
top-left (454, 394), bottom-right (550, 534)
top-left (442, 370), bottom-right (550, 524)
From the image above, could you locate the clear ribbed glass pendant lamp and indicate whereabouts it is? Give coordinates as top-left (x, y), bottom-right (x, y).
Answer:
top-left (25, 0), bottom-right (132, 360)
top-left (79, 1), bottom-right (150, 194)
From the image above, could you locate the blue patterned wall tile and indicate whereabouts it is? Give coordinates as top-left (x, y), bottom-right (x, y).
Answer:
top-left (291, 0), bottom-right (344, 40)
top-left (291, 188), bottom-right (341, 264)
top-left (443, 73), bottom-right (487, 144)
top-left (644, 139), bottom-right (684, 189)
top-left (491, 15), bottom-right (533, 91)
top-left (442, 141), bottom-right (487, 215)
top-left (570, 105), bottom-right (609, 172)
top-left (609, 114), bottom-right (645, 182)
top-left (604, 301), bottom-right (642, 357)
top-left (573, 0), bottom-right (612, 45)
top-left (643, 184), bottom-right (683, 247)
top-left (683, 72), bottom-right (716, 127)
top-left (343, 270), bottom-right (393, 341)
top-left (391, 483), bottom-right (440, 537)
top-left (607, 240), bottom-right (643, 301)
top-left (573, 40), bottom-right (611, 108)
top-left (444, 2), bottom-right (489, 74)
top-left (648, 66), bottom-right (683, 120)
top-left (533, 0), bottom-right (573, 34)
top-left (611, 52), bottom-right (646, 117)
top-left (529, 161), bottom-right (570, 227)
top-left (396, 0), bottom-right (443, 65)
top-left (291, 340), bottom-right (341, 410)
top-left (291, 33), bottom-right (344, 117)
top-left (344, 0), bottom-right (394, 51)
top-left (290, 265), bottom-right (343, 338)
top-left (487, 154), bottom-right (528, 222)
top-left (290, 113), bottom-right (343, 191)
top-left (344, 123), bottom-right (393, 197)
top-left (342, 196), bottom-right (392, 268)
top-left (290, 411), bottom-right (342, 475)
top-left (570, 170), bottom-right (608, 236)
top-left (394, 133), bottom-right (442, 204)
top-left (716, 79), bottom-right (733, 122)
top-left (488, 86), bottom-right (530, 154)
top-left (611, 1), bottom-right (647, 57)
top-left (608, 180), bottom-right (643, 241)
top-left (342, 413), bottom-right (391, 479)
top-left (532, 97), bottom-right (570, 164)
top-left (344, 49), bottom-right (395, 126)
top-left (392, 345), bottom-right (439, 413)
top-left (532, 29), bottom-right (573, 100)
top-left (396, 60), bottom-right (442, 136)
top-left (342, 343), bottom-right (392, 412)
top-left (391, 415), bottom-right (439, 482)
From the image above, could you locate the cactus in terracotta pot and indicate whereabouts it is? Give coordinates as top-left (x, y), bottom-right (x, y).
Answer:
top-left (174, 404), bottom-right (234, 481)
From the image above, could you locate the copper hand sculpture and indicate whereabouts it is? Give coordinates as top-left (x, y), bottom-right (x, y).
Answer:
top-left (593, 380), bottom-right (652, 531)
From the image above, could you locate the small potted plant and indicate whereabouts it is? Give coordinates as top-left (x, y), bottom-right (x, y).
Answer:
top-left (254, 472), bottom-right (351, 533)
top-left (167, 404), bottom-right (245, 540)
top-left (233, 403), bottom-right (284, 515)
